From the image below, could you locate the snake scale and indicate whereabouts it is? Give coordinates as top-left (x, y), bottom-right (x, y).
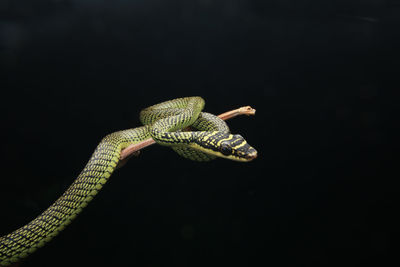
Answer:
top-left (0, 96), bottom-right (257, 266)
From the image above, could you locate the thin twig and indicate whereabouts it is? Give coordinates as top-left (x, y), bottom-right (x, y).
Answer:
top-left (117, 106), bottom-right (256, 168)
top-left (217, 106), bottom-right (255, 121)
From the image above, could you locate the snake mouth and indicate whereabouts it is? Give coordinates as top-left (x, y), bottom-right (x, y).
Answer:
top-left (245, 148), bottom-right (258, 161)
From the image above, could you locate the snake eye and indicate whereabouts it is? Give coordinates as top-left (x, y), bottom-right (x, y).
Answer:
top-left (220, 142), bottom-right (232, 156)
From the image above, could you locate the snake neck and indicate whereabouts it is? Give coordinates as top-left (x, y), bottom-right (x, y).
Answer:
top-left (147, 97), bottom-right (204, 147)
top-left (141, 97), bottom-right (232, 161)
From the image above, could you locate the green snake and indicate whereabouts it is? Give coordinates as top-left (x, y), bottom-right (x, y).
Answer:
top-left (0, 97), bottom-right (257, 266)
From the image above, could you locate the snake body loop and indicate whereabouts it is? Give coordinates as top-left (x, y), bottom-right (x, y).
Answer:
top-left (0, 97), bottom-right (256, 266)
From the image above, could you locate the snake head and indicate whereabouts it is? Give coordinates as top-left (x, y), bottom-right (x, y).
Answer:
top-left (191, 132), bottom-right (257, 162)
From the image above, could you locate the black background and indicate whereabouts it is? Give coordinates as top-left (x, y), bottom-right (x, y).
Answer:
top-left (0, 1), bottom-right (399, 266)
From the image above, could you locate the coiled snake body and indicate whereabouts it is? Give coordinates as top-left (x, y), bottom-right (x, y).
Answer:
top-left (0, 97), bottom-right (256, 266)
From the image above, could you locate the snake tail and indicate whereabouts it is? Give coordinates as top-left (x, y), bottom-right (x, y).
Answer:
top-left (0, 127), bottom-right (150, 266)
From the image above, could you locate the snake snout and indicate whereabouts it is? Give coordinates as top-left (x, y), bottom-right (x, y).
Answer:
top-left (245, 147), bottom-right (258, 160)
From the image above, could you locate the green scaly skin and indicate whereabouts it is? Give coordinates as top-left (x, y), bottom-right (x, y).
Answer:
top-left (0, 96), bottom-right (257, 266)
